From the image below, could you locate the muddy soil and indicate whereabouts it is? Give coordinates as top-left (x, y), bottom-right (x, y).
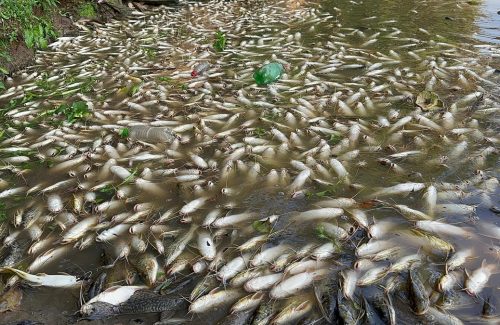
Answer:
top-left (0, 0), bottom-right (126, 75)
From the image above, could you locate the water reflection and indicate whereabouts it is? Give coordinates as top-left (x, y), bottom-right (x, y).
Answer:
top-left (476, 0), bottom-right (500, 44)
top-left (323, 0), bottom-right (488, 44)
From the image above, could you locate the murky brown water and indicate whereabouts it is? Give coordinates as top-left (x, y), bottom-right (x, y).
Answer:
top-left (0, 0), bottom-right (499, 324)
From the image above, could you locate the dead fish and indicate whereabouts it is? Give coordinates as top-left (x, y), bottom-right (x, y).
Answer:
top-left (218, 309), bottom-right (256, 325)
top-left (337, 288), bottom-right (362, 325)
top-left (117, 290), bottom-right (184, 315)
top-left (0, 267), bottom-right (82, 288)
top-left (271, 300), bottom-right (312, 325)
top-left (423, 307), bottom-right (464, 325)
top-left (270, 269), bottom-right (328, 299)
top-left (465, 260), bottom-right (496, 296)
top-left (409, 268), bottom-right (429, 315)
top-left (363, 296), bottom-right (385, 325)
top-left (87, 272), bottom-right (107, 301)
top-left (165, 224), bottom-right (198, 266)
top-left (81, 285), bottom-right (147, 317)
top-left (189, 288), bottom-right (243, 313)
top-left (371, 183), bottom-right (425, 197)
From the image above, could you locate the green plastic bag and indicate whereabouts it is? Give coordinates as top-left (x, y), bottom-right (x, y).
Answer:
top-left (253, 62), bottom-right (284, 86)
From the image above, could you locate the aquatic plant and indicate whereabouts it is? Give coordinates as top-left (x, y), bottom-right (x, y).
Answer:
top-left (213, 31), bottom-right (226, 52)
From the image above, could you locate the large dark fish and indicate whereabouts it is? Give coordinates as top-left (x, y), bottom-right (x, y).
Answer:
top-left (363, 296), bottom-right (385, 325)
top-left (337, 288), bottom-right (361, 325)
top-left (409, 269), bottom-right (429, 315)
top-left (86, 272), bottom-right (107, 301)
top-left (81, 290), bottom-right (184, 320)
top-left (118, 291), bottom-right (185, 314)
top-left (217, 309), bottom-right (255, 325)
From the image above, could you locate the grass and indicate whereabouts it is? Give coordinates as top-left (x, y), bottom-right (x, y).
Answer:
top-left (0, 0), bottom-right (59, 72)
top-left (254, 127), bottom-right (267, 138)
top-left (119, 128), bottom-right (129, 138)
top-left (143, 47), bottom-right (157, 59)
top-left (78, 2), bottom-right (96, 18)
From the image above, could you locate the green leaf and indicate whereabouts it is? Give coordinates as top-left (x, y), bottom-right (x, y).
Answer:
top-left (39, 38), bottom-right (48, 49)
top-left (0, 81), bottom-right (5, 92)
top-left (213, 31), bottom-right (227, 52)
top-left (254, 127), bottom-right (267, 138)
top-left (99, 184), bottom-right (115, 194)
top-left (119, 128), bottom-right (129, 138)
top-left (24, 29), bottom-right (34, 48)
top-left (121, 167), bottom-right (138, 186)
top-left (328, 134), bottom-right (342, 145)
top-left (315, 190), bottom-right (328, 198)
top-left (128, 83), bottom-right (142, 97)
top-left (0, 66), bottom-right (9, 75)
top-left (53, 101), bottom-right (89, 123)
top-left (71, 101), bottom-right (89, 116)
top-left (252, 220), bottom-right (271, 233)
top-left (157, 76), bottom-right (173, 83)
top-left (316, 224), bottom-right (328, 240)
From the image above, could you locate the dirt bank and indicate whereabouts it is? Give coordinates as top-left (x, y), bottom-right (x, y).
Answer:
top-left (0, 0), bottom-right (130, 76)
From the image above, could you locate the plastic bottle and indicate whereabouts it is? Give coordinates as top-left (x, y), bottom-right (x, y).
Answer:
top-left (129, 125), bottom-right (176, 143)
top-left (253, 62), bottom-right (284, 86)
top-left (191, 62), bottom-right (211, 77)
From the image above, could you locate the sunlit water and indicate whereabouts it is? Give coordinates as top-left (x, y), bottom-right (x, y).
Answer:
top-left (0, 0), bottom-right (499, 324)
top-left (476, 0), bottom-right (500, 44)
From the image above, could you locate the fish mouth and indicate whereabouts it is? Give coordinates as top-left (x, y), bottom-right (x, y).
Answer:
top-left (413, 306), bottom-right (429, 315)
top-left (465, 288), bottom-right (477, 296)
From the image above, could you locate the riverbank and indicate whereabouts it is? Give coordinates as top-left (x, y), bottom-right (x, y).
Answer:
top-left (0, 0), bottom-right (133, 76)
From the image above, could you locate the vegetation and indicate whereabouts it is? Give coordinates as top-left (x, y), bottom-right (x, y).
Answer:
top-left (328, 134), bottom-right (342, 145)
top-left (77, 2), bottom-right (97, 18)
top-left (128, 83), bottom-right (142, 97)
top-left (51, 101), bottom-right (90, 123)
top-left (253, 127), bottom-right (267, 138)
top-left (252, 220), bottom-right (272, 234)
top-left (213, 31), bottom-right (227, 52)
top-left (143, 47), bottom-right (157, 59)
top-left (119, 128), bottom-right (130, 138)
top-left (0, 0), bottom-right (60, 71)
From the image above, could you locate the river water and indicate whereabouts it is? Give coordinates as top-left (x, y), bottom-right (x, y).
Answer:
top-left (0, 0), bottom-right (499, 324)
